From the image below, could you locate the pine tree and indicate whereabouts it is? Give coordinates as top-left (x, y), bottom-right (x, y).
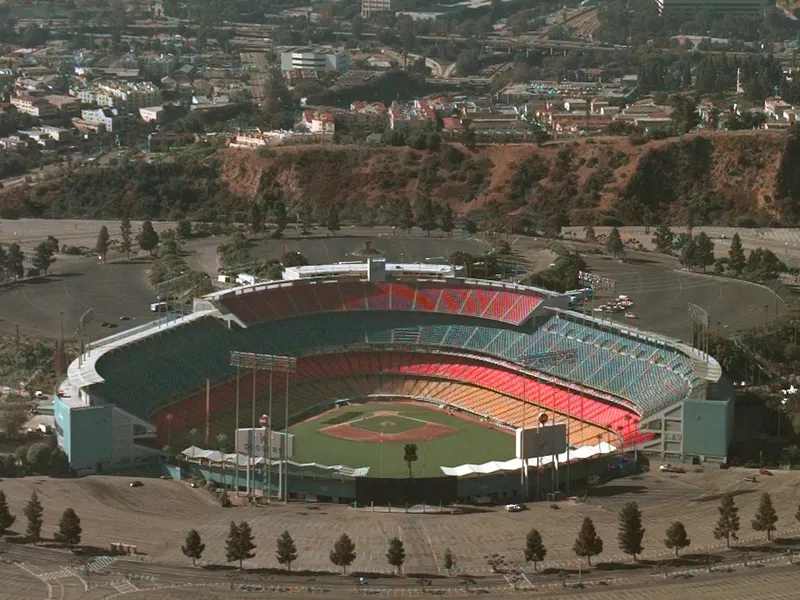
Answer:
top-left (713, 493), bottom-right (740, 548)
top-left (441, 205), bottom-right (455, 234)
top-left (524, 529), bottom-right (547, 572)
top-left (573, 517), bottom-right (603, 566)
top-left (326, 204), bottom-right (341, 236)
top-left (605, 227), bottom-right (624, 258)
top-left (693, 232), bottom-right (715, 273)
top-left (400, 199), bottom-right (415, 233)
top-left (298, 202), bottom-right (312, 235)
top-left (238, 521), bottom-right (256, 568)
top-left (276, 530), bottom-right (298, 571)
top-left (386, 537), bottom-right (406, 575)
top-left (329, 533), bottom-right (357, 574)
top-left (54, 508), bottom-right (81, 549)
top-left (272, 201), bottom-right (288, 236)
top-left (752, 492), bottom-right (778, 541)
top-left (652, 224), bottom-right (674, 253)
top-left (120, 217), bottom-right (132, 259)
top-left (0, 490), bottom-right (16, 535)
top-left (24, 491), bottom-right (43, 544)
top-left (181, 529), bottom-right (205, 566)
top-left (137, 221), bottom-right (159, 256)
top-left (443, 547), bottom-right (455, 576)
top-left (248, 203), bottom-right (263, 235)
top-left (617, 501), bottom-right (645, 562)
top-left (416, 193), bottom-right (438, 236)
top-left (664, 521), bottom-right (690, 557)
top-left (31, 241), bottom-right (55, 275)
top-left (5, 243), bottom-right (24, 280)
top-left (225, 521), bottom-right (241, 566)
top-left (95, 226), bottom-right (110, 263)
top-left (728, 232), bottom-right (746, 273)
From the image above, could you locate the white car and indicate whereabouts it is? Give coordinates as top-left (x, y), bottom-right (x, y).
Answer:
top-left (505, 503), bottom-right (523, 512)
top-left (624, 312), bottom-right (637, 319)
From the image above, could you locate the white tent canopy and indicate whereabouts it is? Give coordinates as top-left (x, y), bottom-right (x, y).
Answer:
top-left (439, 441), bottom-right (616, 477)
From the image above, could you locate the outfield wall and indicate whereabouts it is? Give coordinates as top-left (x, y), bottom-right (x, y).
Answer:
top-left (165, 454), bottom-right (625, 504)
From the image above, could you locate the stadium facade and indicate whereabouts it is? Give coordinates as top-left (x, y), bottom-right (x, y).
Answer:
top-left (55, 260), bottom-right (730, 486)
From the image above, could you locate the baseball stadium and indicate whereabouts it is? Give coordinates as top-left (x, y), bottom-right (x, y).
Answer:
top-left (54, 259), bottom-right (732, 504)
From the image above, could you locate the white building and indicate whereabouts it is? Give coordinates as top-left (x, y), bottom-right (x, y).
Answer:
top-left (139, 106), bottom-right (165, 122)
top-left (280, 47), bottom-right (349, 73)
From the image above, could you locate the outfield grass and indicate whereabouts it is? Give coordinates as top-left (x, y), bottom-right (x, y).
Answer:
top-left (289, 402), bottom-right (514, 478)
top-left (350, 414), bottom-right (422, 435)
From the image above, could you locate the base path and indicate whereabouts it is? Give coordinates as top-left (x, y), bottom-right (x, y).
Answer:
top-left (321, 421), bottom-right (458, 443)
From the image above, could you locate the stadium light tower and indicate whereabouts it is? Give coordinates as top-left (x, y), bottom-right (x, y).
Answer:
top-left (229, 351), bottom-right (296, 501)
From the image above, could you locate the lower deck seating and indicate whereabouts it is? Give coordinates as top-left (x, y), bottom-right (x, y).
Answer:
top-left (154, 350), bottom-right (639, 448)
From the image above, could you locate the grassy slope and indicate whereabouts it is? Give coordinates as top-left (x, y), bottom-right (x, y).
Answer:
top-left (289, 402), bottom-right (514, 478)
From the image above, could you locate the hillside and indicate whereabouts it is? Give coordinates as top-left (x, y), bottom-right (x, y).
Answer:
top-left (1, 130), bottom-right (797, 229)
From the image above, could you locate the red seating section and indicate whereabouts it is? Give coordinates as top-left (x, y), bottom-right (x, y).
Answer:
top-left (153, 351), bottom-right (640, 446)
top-left (219, 281), bottom-right (543, 325)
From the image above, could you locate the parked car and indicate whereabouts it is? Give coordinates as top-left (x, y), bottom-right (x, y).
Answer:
top-left (129, 481), bottom-right (143, 488)
top-left (505, 503), bottom-right (524, 512)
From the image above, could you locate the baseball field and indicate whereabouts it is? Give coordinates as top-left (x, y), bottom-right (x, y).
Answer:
top-left (288, 401), bottom-right (515, 477)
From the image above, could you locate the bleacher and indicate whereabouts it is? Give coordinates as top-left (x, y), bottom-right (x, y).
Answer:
top-left (161, 362), bottom-right (618, 450)
top-left (217, 280), bottom-right (543, 326)
top-left (94, 306), bottom-right (693, 435)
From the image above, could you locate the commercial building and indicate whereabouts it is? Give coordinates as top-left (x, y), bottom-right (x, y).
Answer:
top-left (280, 47), bottom-right (349, 73)
top-left (654, 0), bottom-right (762, 15)
top-left (10, 95), bottom-right (59, 118)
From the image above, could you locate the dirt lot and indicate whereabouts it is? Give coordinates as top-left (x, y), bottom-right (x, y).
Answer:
top-left (1, 468), bottom-right (799, 576)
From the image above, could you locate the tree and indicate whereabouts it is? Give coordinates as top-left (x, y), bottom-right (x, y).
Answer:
top-left (664, 521), bottom-right (690, 557)
top-left (0, 491), bottom-right (15, 535)
top-left (524, 529), bottom-right (547, 572)
top-left (728, 233), bottom-right (746, 274)
top-left (441, 205), bottom-right (455, 235)
top-left (276, 530), bottom-right (298, 572)
top-left (617, 501), bottom-right (645, 562)
top-left (226, 521), bottom-right (256, 569)
top-left (137, 221), bottom-right (159, 256)
top-left (95, 226), bottom-right (110, 263)
top-left (693, 232), bottom-right (715, 273)
top-left (177, 219), bottom-right (193, 240)
top-left (416, 193), bottom-right (437, 236)
top-left (26, 442), bottom-right (52, 474)
top-left (443, 547), bottom-right (455, 576)
top-left (181, 529), bottom-right (205, 566)
top-left (49, 448), bottom-right (69, 477)
top-left (463, 218), bottom-right (478, 235)
top-left (605, 227), bottom-right (624, 258)
top-left (5, 242), bottom-right (24, 280)
top-left (403, 443), bottom-right (418, 478)
top-left (272, 201), bottom-right (288, 237)
top-left (24, 491), bottom-right (43, 544)
top-left (400, 199), bottom-right (415, 233)
top-left (652, 224), bottom-right (674, 254)
top-left (752, 492), bottom-right (778, 541)
top-left (249, 203), bottom-right (263, 235)
top-left (54, 507), bottom-right (81, 549)
top-left (573, 517), bottom-right (603, 566)
top-left (31, 241), bottom-right (55, 275)
top-left (713, 493), bottom-right (740, 548)
top-left (329, 533), bottom-right (357, 574)
top-left (584, 225), bottom-right (596, 242)
top-left (386, 537), bottom-right (406, 575)
top-left (326, 204), bottom-right (341, 236)
top-left (298, 202), bottom-right (313, 235)
top-left (120, 217), bottom-right (133, 259)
